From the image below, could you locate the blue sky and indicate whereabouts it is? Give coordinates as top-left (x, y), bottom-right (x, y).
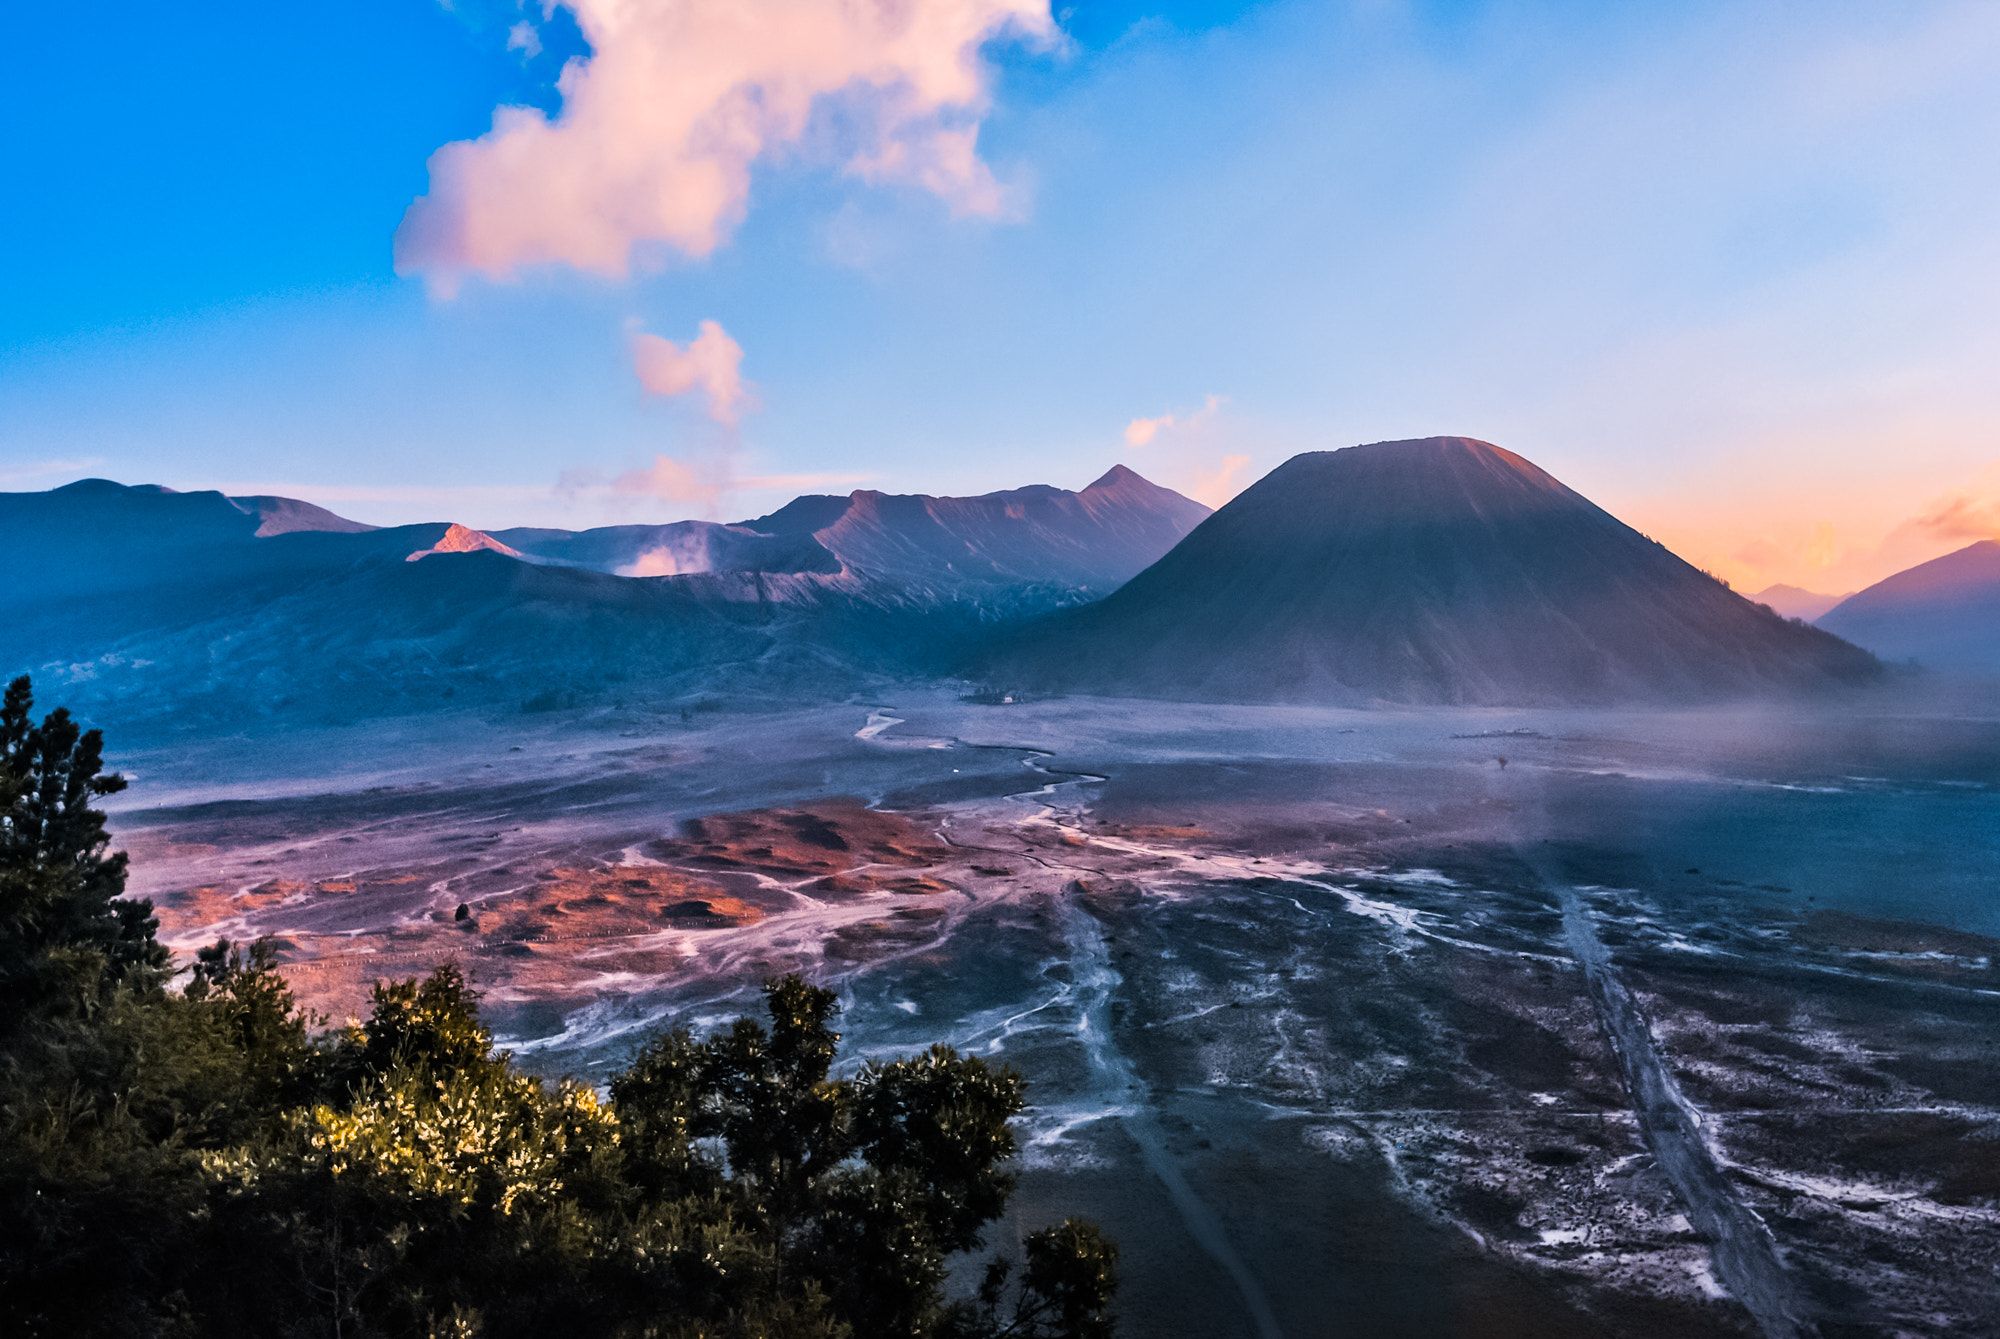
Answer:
top-left (5, 0), bottom-right (2000, 591)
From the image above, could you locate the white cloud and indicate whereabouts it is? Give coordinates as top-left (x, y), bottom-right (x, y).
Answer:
top-left (631, 320), bottom-right (753, 425)
top-left (396, 0), bottom-right (1054, 291)
top-left (506, 22), bottom-right (543, 59)
top-left (0, 457), bottom-right (105, 486)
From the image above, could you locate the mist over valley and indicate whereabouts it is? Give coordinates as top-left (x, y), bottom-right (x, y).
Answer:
top-left (11, 440), bottom-right (1997, 1336)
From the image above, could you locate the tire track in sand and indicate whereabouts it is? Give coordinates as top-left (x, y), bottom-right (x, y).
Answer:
top-left (993, 743), bottom-right (1284, 1339)
top-left (1524, 847), bottom-right (1809, 1339)
top-left (1060, 894), bottom-right (1287, 1339)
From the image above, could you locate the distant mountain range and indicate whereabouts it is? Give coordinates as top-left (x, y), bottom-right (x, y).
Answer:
top-left (0, 469), bottom-right (1209, 731)
top-left (12, 441), bottom-right (1967, 726)
top-left (1747, 584), bottom-right (1852, 622)
top-left (979, 438), bottom-right (1881, 705)
top-left (1817, 540), bottom-right (2000, 672)
top-left (487, 464), bottom-right (1208, 606)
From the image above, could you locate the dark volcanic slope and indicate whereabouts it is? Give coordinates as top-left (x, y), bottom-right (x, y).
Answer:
top-left (986, 437), bottom-right (1880, 705)
top-left (1817, 540), bottom-right (2000, 672)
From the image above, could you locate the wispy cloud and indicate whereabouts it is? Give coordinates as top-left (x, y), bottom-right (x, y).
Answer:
top-left (735, 472), bottom-right (872, 492)
top-left (505, 21), bottom-right (543, 59)
top-left (1123, 413), bottom-right (1172, 448)
top-left (172, 468), bottom-right (874, 532)
top-left (395, 0), bottom-right (1054, 292)
top-left (565, 458), bottom-right (873, 519)
top-left (1698, 463), bottom-right (2000, 593)
top-left (1124, 395), bottom-right (1222, 447)
top-left (0, 457), bottom-right (105, 487)
top-left (611, 454), bottom-right (727, 508)
top-left (1115, 395), bottom-right (1253, 506)
top-left (1911, 487), bottom-right (2000, 541)
top-left (631, 320), bottom-right (753, 425)
top-left (616, 544), bottom-right (705, 578)
top-left (189, 481), bottom-right (556, 507)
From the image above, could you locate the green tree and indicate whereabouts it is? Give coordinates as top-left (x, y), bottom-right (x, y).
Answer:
top-left (0, 674), bottom-right (165, 1021)
top-left (0, 953), bottom-right (325, 1332)
top-left (0, 680), bottom-right (1118, 1338)
top-left (941, 1218), bottom-right (1121, 1339)
top-left (610, 975), bottom-right (1115, 1339)
top-left (703, 976), bottom-right (853, 1249)
top-left (186, 937), bottom-right (324, 1128)
top-left (608, 1023), bottom-right (723, 1202)
top-left (340, 961), bottom-right (498, 1087)
top-left (200, 965), bottom-right (820, 1339)
top-left (809, 1045), bottom-right (1026, 1334)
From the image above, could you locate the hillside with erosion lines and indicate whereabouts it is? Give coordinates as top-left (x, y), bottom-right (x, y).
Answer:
top-left (981, 437), bottom-right (1882, 705)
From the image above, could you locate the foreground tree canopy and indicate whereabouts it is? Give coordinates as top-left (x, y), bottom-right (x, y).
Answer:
top-left (0, 677), bottom-right (1117, 1338)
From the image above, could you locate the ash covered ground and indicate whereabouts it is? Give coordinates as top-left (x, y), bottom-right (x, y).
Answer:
top-left (109, 692), bottom-right (2000, 1338)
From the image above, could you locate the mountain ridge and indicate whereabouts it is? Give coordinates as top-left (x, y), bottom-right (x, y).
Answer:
top-left (0, 468), bottom-right (1211, 731)
top-left (1818, 539), bottom-right (2000, 672)
top-left (1748, 583), bottom-right (1852, 623)
top-left (978, 437), bottom-right (1881, 705)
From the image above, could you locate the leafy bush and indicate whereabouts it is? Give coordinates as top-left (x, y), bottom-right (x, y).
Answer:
top-left (0, 677), bottom-right (1116, 1338)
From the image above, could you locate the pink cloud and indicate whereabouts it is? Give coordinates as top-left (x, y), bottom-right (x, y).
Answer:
top-left (560, 460), bottom-right (871, 521)
top-left (1190, 453), bottom-right (1251, 509)
top-left (1124, 394), bottom-right (1223, 447)
top-left (613, 455), bottom-right (727, 508)
top-left (1689, 471), bottom-right (2000, 593)
top-left (396, 0), bottom-right (1054, 291)
top-left (1912, 488), bottom-right (2000, 541)
top-left (631, 320), bottom-right (752, 425)
top-left (1124, 413), bottom-right (1173, 447)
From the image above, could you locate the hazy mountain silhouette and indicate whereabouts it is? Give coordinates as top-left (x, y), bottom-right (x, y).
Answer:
top-left (492, 466), bottom-right (1210, 608)
top-left (0, 469), bottom-right (1208, 730)
top-left (980, 438), bottom-right (1881, 705)
top-left (740, 465), bottom-right (1211, 598)
top-left (1748, 583), bottom-right (1851, 622)
top-left (1817, 540), bottom-right (2000, 672)
top-left (0, 480), bottom-right (446, 638)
